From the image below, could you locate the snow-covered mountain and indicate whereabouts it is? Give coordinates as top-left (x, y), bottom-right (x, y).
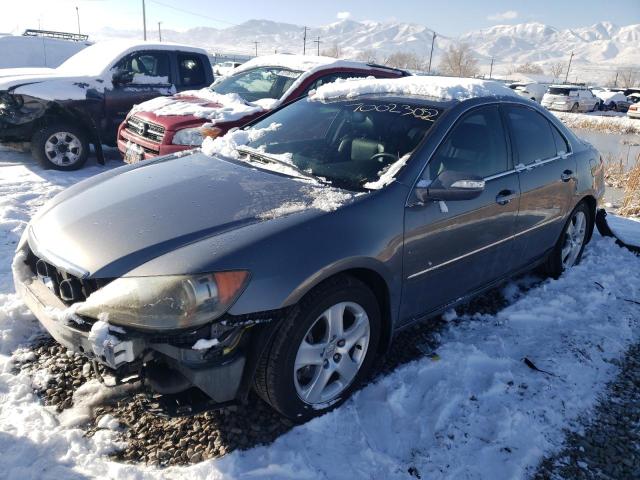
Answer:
top-left (94, 19), bottom-right (639, 80)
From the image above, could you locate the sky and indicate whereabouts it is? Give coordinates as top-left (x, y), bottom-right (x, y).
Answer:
top-left (0, 0), bottom-right (638, 37)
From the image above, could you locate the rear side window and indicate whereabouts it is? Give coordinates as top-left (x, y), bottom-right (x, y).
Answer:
top-left (179, 54), bottom-right (206, 87)
top-left (304, 72), bottom-right (369, 95)
top-left (426, 105), bottom-right (509, 180)
top-left (504, 106), bottom-right (557, 165)
top-left (550, 124), bottom-right (570, 155)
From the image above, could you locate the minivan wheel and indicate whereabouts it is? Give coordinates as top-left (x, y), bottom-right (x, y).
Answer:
top-left (31, 123), bottom-right (89, 170)
top-left (544, 202), bottom-right (590, 278)
top-left (571, 103), bottom-right (579, 113)
top-left (253, 275), bottom-right (380, 420)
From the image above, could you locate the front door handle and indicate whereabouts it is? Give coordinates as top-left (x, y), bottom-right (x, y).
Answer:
top-left (496, 190), bottom-right (518, 205)
top-left (561, 170), bottom-right (574, 182)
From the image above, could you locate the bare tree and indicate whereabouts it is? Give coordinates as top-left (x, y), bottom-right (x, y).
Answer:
top-left (515, 62), bottom-right (544, 75)
top-left (549, 62), bottom-right (564, 81)
top-left (617, 68), bottom-right (638, 88)
top-left (438, 43), bottom-right (479, 77)
top-left (383, 51), bottom-right (425, 71)
top-left (321, 42), bottom-right (342, 58)
top-left (355, 49), bottom-right (377, 64)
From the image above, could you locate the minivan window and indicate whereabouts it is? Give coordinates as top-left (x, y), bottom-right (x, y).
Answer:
top-left (178, 54), bottom-right (205, 87)
top-left (505, 106), bottom-right (557, 165)
top-left (425, 105), bottom-right (508, 180)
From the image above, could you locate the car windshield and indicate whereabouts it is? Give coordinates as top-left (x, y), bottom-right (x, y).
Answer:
top-left (211, 66), bottom-right (302, 102)
top-left (238, 98), bottom-right (442, 191)
top-left (548, 87), bottom-right (573, 96)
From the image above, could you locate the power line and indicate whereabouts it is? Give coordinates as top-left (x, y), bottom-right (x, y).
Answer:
top-left (147, 0), bottom-right (239, 27)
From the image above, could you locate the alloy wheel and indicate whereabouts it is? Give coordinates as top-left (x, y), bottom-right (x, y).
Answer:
top-left (44, 132), bottom-right (83, 167)
top-left (561, 210), bottom-right (587, 269)
top-left (294, 301), bottom-right (370, 405)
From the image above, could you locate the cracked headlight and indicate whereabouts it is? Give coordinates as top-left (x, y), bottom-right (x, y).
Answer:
top-left (76, 271), bottom-right (250, 331)
top-left (172, 127), bottom-right (204, 146)
top-left (0, 92), bottom-right (23, 111)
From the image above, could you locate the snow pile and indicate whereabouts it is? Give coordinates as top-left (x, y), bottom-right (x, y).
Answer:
top-left (364, 154), bottom-right (411, 190)
top-left (132, 89), bottom-right (268, 125)
top-left (192, 338), bottom-right (220, 350)
top-left (311, 75), bottom-right (519, 102)
top-left (201, 122), bottom-right (281, 159)
top-left (87, 319), bottom-right (125, 359)
top-left (258, 186), bottom-right (355, 219)
top-left (552, 111), bottom-right (640, 135)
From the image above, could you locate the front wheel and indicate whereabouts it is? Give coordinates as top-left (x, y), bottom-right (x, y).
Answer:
top-left (544, 202), bottom-right (590, 278)
top-left (253, 275), bottom-right (381, 420)
top-left (571, 103), bottom-right (579, 113)
top-left (31, 123), bottom-right (90, 170)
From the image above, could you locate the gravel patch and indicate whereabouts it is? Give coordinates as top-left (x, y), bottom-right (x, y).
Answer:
top-left (12, 279), bottom-right (522, 467)
top-left (534, 343), bottom-right (640, 480)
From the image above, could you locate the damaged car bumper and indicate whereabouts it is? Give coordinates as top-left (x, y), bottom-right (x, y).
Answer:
top-left (13, 245), bottom-right (251, 405)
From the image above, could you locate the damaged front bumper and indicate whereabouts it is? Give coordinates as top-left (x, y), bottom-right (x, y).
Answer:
top-left (15, 271), bottom-right (248, 404)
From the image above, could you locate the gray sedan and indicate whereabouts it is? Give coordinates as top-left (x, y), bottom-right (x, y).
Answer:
top-left (13, 79), bottom-right (604, 420)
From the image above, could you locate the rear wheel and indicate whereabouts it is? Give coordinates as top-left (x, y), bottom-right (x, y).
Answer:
top-left (254, 275), bottom-right (381, 420)
top-left (544, 202), bottom-right (590, 278)
top-left (31, 123), bottom-right (89, 170)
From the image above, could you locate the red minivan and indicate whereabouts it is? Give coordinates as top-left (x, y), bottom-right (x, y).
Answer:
top-left (117, 54), bottom-right (408, 162)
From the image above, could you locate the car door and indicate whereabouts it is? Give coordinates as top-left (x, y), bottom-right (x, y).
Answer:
top-left (401, 105), bottom-right (520, 323)
top-left (503, 104), bottom-right (577, 268)
top-left (103, 51), bottom-right (175, 140)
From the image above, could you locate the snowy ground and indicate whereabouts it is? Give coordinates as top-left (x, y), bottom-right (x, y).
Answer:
top-left (1, 146), bottom-right (639, 479)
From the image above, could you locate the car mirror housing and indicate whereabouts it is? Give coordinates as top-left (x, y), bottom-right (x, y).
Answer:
top-left (415, 170), bottom-right (485, 203)
top-left (112, 69), bottom-right (133, 86)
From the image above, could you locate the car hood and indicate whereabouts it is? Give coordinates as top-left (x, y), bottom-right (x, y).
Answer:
top-left (29, 152), bottom-right (348, 278)
top-left (130, 91), bottom-right (271, 131)
top-left (0, 67), bottom-right (55, 79)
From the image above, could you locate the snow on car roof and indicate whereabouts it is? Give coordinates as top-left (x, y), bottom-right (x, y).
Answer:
top-left (310, 75), bottom-right (520, 102)
top-left (57, 40), bottom-right (208, 77)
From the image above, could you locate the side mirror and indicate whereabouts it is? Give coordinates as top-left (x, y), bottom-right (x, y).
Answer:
top-left (112, 69), bottom-right (133, 86)
top-left (415, 170), bottom-right (485, 203)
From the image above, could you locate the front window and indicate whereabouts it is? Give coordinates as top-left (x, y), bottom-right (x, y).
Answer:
top-left (234, 98), bottom-right (442, 191)
top-left (211, 67), bottom-right (302, 102)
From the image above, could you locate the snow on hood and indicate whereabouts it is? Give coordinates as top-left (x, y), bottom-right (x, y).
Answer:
top-left (131, 89), bottom-right (269, 125)
top-left (0, 67), bottom-right (54, 79)
top-left (310, 75), bottom-right (519, 102)
top-left (594, 90), bottom-right (627, 104)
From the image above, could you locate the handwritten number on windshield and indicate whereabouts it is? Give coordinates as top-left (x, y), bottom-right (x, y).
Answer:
top-left (346, 103), bottom-right (439, 121)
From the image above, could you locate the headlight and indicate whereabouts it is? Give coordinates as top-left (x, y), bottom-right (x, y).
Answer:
top-left (0, 92), bottom-right (22, 111)
top-left (172, 127), bottom-right (204, 146)
top-left (76, 271), bottom-right (250, 330)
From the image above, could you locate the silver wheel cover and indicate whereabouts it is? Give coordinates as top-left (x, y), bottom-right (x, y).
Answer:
top-left (294, 301), bottom-right (370, 405)
top-left (44, 132), bottom-right (83, 166)
top-left (561, 210), bottom-right (587, 269)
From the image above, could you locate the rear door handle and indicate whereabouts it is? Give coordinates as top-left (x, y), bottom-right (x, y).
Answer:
top-left (496, 190), bottom-right (518, 205)
top-left (561, 170), bottom-right (574, 182)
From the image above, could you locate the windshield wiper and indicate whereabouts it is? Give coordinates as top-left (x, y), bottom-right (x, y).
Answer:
top-left (236, 146), bottom-right (328, 184)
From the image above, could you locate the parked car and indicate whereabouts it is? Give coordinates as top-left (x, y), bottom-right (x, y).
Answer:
top-left (508, 82), bottom-right (547, 102)
top-left (117, 54), bottom-right (409, 162)
top-left (541, 85), bottom-right (599, 112)
top-left (213, 61), bottom-right (242, 76)
top-left (594, 90), bottom-right (632, 112)
top-left (0, 40), bottom-right (214, 170)
top-left (13, 76), bottom-right (604, 420)
top-left (627, 100), bottom-right (640, 119)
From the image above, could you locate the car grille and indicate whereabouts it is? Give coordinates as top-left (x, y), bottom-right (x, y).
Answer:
top-left (126, 116), bottom-right (165, 143)
top-left (24, 247), bottom-right (113, 306)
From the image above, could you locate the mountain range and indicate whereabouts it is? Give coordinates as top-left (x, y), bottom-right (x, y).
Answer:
top-left (94, 19), bottom-right (640, 82)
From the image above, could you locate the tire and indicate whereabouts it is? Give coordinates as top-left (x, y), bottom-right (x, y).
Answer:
top-left (544, 202), bottom-right (591, 279)
top-left (570, 103), bottom-right (579, 113)
top-left (253, 274), bottom-right (381, 420)
top-left (31, 123), bottom-right (90, 170)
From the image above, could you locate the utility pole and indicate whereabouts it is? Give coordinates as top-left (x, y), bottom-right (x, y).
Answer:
top-left (158, 21), bottom-right (162, 42)
top-left (614, 71), bottom-right (619, 87)
top-left (303, 26), bottom-right (308, 55)
top-left (489, 57), bottom-right (494, 79)
top-left (75, 6), bottom-right (81, 35)
top-left (564, 51), bottom-right (574, 83)
top-left (142, 0), bottom-right (147, 40)
top-left (253, 41), bottom-right (259, 57)
top-left (314, 36), bottom-right (321, 56)
top-left (427, 31), bottom-right (436, 73)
